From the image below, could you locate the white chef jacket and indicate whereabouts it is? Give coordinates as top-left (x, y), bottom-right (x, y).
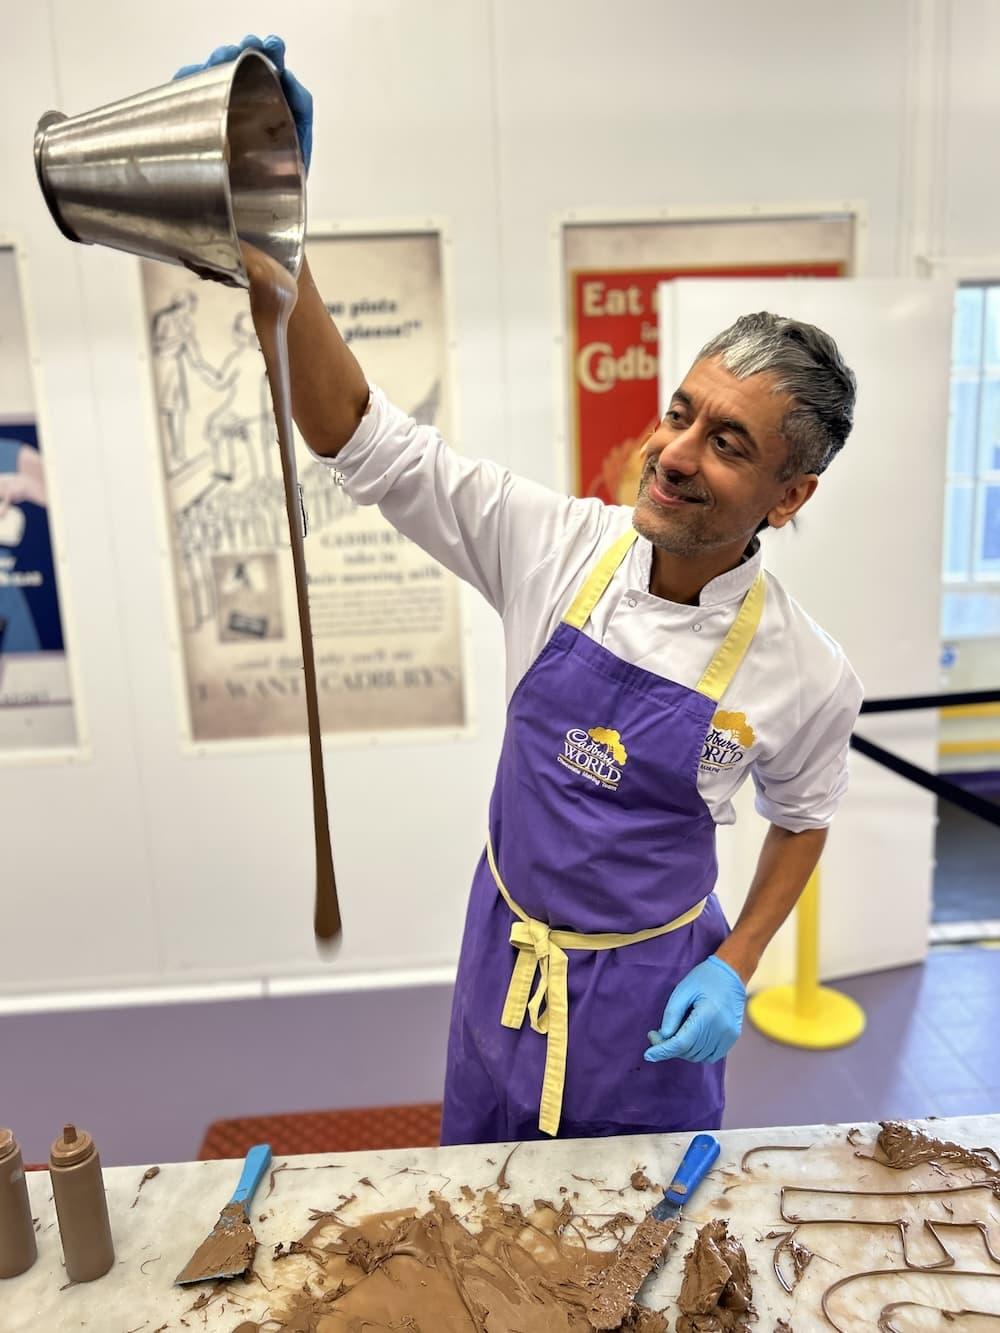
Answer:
top-left (321, 387), bottom-right (864, 833)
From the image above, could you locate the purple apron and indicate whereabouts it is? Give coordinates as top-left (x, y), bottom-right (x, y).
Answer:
top-left (441, 530), bottom-right (764, 1144)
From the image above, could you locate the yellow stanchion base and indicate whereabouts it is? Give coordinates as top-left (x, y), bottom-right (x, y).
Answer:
top-left (747, 984), bottom-right (866, 1050)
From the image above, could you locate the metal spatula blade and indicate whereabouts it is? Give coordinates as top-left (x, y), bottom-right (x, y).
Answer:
top-left (175, 1144), bottom-right (272, 1285)
top-left (587, 1133), bottom-right (721, 1330)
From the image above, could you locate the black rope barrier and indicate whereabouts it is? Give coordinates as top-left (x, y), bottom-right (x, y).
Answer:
top-left (851, 688), bottom-right (999, 827)
top-left (851, 740), bottom-right (999, 827)
top-left (860, 688), bottom-right (1000, 715)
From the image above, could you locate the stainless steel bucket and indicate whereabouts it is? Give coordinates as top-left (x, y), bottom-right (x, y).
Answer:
top-left (33, 51), bottom-right (305, 287)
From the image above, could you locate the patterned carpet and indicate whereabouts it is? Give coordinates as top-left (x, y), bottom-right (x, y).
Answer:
top-left (198, 1102), bottom-right (443, 1159)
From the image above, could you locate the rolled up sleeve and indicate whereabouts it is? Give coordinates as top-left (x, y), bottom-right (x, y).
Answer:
top-left (751, 656), bottom-right (864, 832)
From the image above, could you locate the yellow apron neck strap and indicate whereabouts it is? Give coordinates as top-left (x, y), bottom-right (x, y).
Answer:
top-left (564, 528), bottom-right (765, 704)
top-left (695, 571), bottom-right (766, 703)
top-left (562, 529), bottom-right (638, 630)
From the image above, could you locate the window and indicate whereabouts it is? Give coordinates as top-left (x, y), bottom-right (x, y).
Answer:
top-left (942, 282), bottom-right (1000, 637)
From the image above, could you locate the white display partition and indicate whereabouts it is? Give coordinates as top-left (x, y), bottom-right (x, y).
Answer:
top-left (658, 279), bottom-right (954, 986)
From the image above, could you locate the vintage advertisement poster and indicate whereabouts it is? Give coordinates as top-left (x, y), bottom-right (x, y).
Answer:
top-left (0, 246), bottom-right (77, 752)
top-left (142, 230), bottom-right (466, 742)
top-left (564, 216), bottom-right (854, 503)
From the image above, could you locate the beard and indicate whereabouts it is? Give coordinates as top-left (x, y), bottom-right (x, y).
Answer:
top-left (633, 462), bottom-right (757, 558)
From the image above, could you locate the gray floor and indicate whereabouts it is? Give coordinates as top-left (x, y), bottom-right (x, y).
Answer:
top-left (2, 947), bottom-right (997, 1167)
top-left (726, 945), bottom-right (999, 1127)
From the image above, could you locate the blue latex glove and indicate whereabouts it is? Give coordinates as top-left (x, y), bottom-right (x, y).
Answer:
top-left (644, 955), bottom-right (747, 1064)
top-left (174, 34), bottom-right (313, 171)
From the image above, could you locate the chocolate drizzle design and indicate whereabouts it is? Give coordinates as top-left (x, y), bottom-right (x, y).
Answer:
top-left (243, 242), bottom-right (341, 943)
top-left (777, 1123), bottom-right (1000, 1329)
top-left (676, 1219), bottom-right (754, 1332)
top-left (821, 1268), bottom-right (1000, 1332)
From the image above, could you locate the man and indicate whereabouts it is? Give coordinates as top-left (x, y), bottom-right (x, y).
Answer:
top-left (183, 38), bottom-right (864, 1145)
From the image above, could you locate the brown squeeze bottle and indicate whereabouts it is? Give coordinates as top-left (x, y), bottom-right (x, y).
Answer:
top-left (0, 1129), bottom-right (37, 1278)
top-left (49, 1125), bottom-right (114, 1282)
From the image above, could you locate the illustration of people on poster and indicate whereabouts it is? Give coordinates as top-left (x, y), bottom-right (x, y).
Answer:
top-left (142, 230), bottom-right (467, 743)
top-left (564, 216), bottom-right (854, 504)
top-left (0, 247), bottom-right (77, 751)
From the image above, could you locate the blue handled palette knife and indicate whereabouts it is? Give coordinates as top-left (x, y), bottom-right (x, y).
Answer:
top-left (175, 1143), bottom-right (273, 1285)
top-left (587, 1133), bottom-right (721, 1329)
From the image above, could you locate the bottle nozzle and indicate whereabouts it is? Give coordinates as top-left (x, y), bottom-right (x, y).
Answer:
top-left (63, 1124), bottom-right (77, 1144)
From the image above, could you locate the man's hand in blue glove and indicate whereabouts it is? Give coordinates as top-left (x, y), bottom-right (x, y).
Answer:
top-left (174, 34), bottom-right (313, 172)
top-left (644, 955), bottom-right (747, 1064)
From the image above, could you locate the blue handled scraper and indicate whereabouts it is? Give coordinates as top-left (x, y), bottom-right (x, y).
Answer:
top-left (587, 1132), bottom-right (721, 1329)
top-left (175, 1143), bottom-right (272, 1285)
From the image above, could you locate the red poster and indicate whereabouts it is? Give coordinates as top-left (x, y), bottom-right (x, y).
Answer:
top-left (570, 263), bottom-right (844, 503)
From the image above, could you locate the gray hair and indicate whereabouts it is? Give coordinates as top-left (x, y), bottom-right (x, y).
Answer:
top-left (697, 312), bottom-right (857, 478)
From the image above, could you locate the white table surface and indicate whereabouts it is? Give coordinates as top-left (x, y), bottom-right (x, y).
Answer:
top-left (5, 1116), bottom-right (1000, 1332)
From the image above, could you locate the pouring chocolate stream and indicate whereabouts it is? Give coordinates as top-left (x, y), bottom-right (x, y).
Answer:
top-left (242, 240), bottom-right (341, 943)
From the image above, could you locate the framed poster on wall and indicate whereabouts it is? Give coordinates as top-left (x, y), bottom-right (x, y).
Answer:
top-left (0, 244), bottom-right (78, 754)
top-left (141, 226), bottom-right (468, 744)
top-left (562, 211), bottom-right (856, 504)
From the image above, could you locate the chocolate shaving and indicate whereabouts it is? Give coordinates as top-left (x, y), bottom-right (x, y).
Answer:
top-left (676, 1219), bottom-right (754, 1332)
top-left (139, 1254), bottom-right (162, 1274)
top-left (740, 1143), bottom-right (813, 1173)
top-left (591, 1211), bottom-right (636, 1240)
top-left (496, 1142), bottom-right (521, 1191)
top-left (773, 1322), bottom-right (793, 1333)
top-left (273, 1240), bottom-right (307, 1260)
top-left (130, 1165), bottom-right (161, 1208)
top-left (772, 1230), bottom-right (813, 1293)
top-left (266, 1161), bottom-right (343, 1199)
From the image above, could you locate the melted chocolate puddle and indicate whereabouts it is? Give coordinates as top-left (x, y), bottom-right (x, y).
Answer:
top-left (242, 243), bottom-right (341, 943)
top-left (240, 1191), bottom-right (671, 1332)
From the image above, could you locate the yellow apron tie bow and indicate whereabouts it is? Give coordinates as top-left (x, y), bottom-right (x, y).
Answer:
top-left (486, 833), bottom-right (707, 1137)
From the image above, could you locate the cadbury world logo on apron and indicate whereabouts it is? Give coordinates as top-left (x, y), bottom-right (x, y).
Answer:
top-left (557, 725), bottom-right (629, 791)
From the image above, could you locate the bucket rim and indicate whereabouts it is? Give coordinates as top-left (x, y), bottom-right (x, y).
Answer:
top-left (33, 110), bottom-right (82, 244)
top-left (220, 48), bottom-right (306, 287)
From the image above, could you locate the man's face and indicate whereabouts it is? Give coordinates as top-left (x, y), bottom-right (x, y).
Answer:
top-left (633, 356), bottom-right (817, 558)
